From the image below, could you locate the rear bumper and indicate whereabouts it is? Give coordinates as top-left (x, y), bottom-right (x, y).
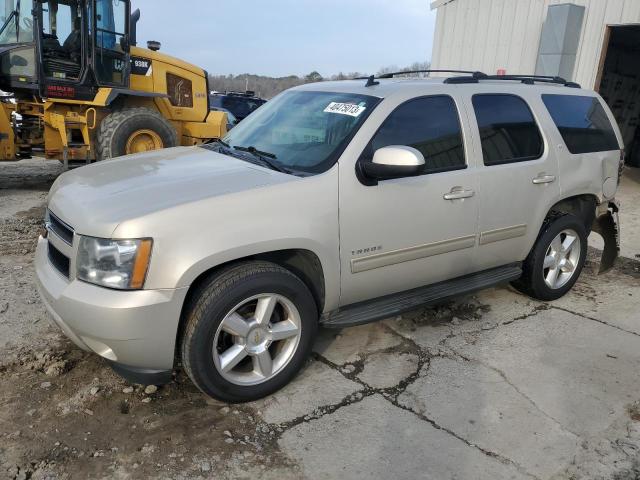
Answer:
top-left (592, 200), bottom-right (620, 273)
top-left (35, 236), bottom-right (188, 377)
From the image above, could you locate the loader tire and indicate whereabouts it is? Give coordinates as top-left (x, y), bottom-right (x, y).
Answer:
top-left (96, 107), bottom-right (178, 160)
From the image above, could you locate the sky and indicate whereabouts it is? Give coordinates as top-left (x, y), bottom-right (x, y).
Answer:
top-left (131, 0), bottom-right (437, 77)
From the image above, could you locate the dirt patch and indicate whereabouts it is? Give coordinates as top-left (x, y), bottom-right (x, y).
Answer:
top-left (629, 402), bottom-right (640, 422)
top-left (0, 204), bottom-right (47, 255)
top-left (0, 257), bottom-right (51, 352)
top-left (0, 345), bottom-right (299, 479)
top-left (0, 158), bottom-right (64, 191)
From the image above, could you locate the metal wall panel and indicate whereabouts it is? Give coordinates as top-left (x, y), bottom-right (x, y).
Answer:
top-left (431, 0), bottom-right (640, 88)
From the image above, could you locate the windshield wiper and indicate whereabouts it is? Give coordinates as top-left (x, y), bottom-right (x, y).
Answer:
top-left (232, 145), bottom-right (289, 173)
top-left (234, 145), bottom-right (277, 159)
top-left (206, 138), bottom-right (230, 148)
top-left (0, 10), bottom-right (17, 39)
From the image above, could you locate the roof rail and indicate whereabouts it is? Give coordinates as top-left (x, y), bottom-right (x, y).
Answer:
top-left (444, 73), bottom-right (581, 88)
top-left (376, 69), bottom-right (481, 79)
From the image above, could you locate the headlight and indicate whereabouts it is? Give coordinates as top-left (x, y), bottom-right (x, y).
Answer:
top-left (77, 237), bottom-right (153, 290)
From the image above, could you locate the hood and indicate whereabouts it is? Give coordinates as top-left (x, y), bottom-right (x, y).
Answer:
top-left (48, 146), bottom-right (295, 237)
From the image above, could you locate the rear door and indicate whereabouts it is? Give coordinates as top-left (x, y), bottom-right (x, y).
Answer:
top-left (462, 90), bottom-right (561, 270)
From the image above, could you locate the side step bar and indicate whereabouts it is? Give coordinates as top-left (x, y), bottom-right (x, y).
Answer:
top-left (320, 264), bottom-right (522, 329)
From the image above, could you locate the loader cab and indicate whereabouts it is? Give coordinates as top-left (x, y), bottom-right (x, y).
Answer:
top-left (0, 0), bottom-right (38, 91)
top-left (0, 0), bottom-right (131, 98)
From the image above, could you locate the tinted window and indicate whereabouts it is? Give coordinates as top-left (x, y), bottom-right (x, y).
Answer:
top-left (367, 96), bottom-right (465, 173)
top-left (542, 95), bottom-right (619, 154)
top-left (223, 96), bottom-right (266, 118)
top-left (472, 94), bottom-right (543, 165)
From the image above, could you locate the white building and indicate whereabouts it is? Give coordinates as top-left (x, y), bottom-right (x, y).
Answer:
top-left (430, 0), bottom-right (640, 165)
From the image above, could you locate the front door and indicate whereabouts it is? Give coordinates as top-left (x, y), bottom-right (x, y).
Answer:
top-left (92, 0), bottom-right (129, 87)
top-left (339, 93), bottom-right (480, 306)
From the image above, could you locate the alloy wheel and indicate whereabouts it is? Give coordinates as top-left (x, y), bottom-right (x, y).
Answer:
top-left (542, 229), bottom-right (581, 289)
top-left (212, 294), bottom-right (302, 386)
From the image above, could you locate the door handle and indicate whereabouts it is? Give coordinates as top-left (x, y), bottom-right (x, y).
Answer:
top-left (443, 187), bottom-right (475, 201)
top-left (532, 174), bottom-right (556, 184)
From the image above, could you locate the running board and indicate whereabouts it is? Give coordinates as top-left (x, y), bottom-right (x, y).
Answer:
top-left (320, 264), bottom-right (522, 329)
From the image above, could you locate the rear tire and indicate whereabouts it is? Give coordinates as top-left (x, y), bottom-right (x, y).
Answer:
top-left (512, 213), bottom-right (587, 301)
top-left (96, 107), bottom-right (177, 160)
top-left (181, 261), bottom-right (318, 403)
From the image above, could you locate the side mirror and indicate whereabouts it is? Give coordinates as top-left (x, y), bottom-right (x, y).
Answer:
top-left (357, 146), bottom-right (426, 186)
top-left (119, 34), bottom-right (130, 53)
top-left (10, 55), bottom-right (28, 67)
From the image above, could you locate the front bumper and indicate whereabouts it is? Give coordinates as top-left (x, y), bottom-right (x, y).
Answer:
top-left (35, 236), bottom-right (188, 383)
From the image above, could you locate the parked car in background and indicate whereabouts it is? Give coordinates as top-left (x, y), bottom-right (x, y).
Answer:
top-left (210, 91), bottom-right (267, 121)
top-left (36, 72), bottom-right (622, 403)
top-left (210, 107), bottom-right (238, 131)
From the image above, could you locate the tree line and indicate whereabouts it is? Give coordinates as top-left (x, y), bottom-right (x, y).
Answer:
top-left (209, 61), bottom-right (430, 99)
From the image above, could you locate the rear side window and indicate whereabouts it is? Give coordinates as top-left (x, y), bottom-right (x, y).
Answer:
top-left (541, 94), bottom-right (620, 154)
top-left (472, 94), bottom-right (543, 166)
top-left (367, 95), bottom-right (466, 173)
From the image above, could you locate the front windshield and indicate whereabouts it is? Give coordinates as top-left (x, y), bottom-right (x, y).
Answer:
top-left (0, 0), bottom-right (34, 44)
top-left (220, 90), bottom-right (380, 175)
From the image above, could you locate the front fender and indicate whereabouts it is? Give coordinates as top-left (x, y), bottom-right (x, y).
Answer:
top-left (175, 238), bottom-right (340, 312)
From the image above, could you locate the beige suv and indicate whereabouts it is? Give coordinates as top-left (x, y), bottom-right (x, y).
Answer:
top-left (36, 72), bottom-right (622, 402)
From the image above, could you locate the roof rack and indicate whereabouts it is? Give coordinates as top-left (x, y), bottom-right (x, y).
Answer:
top-left (356, 69), bottom-right (581, 89)
top-left (376, 69), bottom-right (480, 79)
top-left (358, 70), bottom-right (484, 87)
top-left (444, 72), bottom-right (581, 88)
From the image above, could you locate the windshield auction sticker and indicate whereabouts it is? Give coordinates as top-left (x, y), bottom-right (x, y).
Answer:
top-left (324, 102), bottom-right (366, 117)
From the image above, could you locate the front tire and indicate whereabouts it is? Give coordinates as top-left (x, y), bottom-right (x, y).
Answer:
top-left (181, 261), bottom-right (318, 402)
top-left (96, 107), bottom-right (178, 160)
top-left (512, 213), bottom-right (587, 301)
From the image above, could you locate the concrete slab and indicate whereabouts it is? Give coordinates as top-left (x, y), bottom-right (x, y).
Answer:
top-left (617, 167), bottom-right (640, 260)
top-left (313, 323), bottom-right (402, 365)
top-left (357, 352), bottom-right (419, 389)
top-left (398, 357), bottom-right (578, 478)
top-left (253, 360), bottom-right (360, 425)
top-left (588, 167), bottom-right (640, 259)
top-left (279, 394), bottom-right (527, 480)
top-left (385, 286), bottom-right (542, 353)
top-left (551, 268), bottom-right (640, 335)
top-left (446, 308), bottom-right (640, 437)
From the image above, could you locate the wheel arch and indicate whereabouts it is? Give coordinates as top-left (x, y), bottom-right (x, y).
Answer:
top-left (547, 194), bottom-right (599, 233)
top-left (174, 249), bottom-right (326, 363)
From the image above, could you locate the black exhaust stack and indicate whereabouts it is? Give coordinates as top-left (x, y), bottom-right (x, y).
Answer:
top-left (130, 9), bottom-right (140, 46)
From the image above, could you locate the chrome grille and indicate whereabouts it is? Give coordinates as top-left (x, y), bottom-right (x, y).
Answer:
top-left (47, 242), bottom-right (70, 277)
top-left (47, 210), bottom-right (74, 245)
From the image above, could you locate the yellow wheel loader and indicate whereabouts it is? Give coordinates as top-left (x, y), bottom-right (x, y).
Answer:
top-left (0, 0), bottom-right (226, 166)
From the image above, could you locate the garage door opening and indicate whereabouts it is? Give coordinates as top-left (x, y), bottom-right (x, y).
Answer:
top-left (597, 25), bottom-right (640, 167)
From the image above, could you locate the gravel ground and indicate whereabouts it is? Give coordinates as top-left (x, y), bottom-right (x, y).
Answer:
top-left (1, 158), bottom-right (639, 480)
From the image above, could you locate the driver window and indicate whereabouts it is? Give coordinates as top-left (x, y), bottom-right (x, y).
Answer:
top-left (366, 95), bottom-right (466, 174)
